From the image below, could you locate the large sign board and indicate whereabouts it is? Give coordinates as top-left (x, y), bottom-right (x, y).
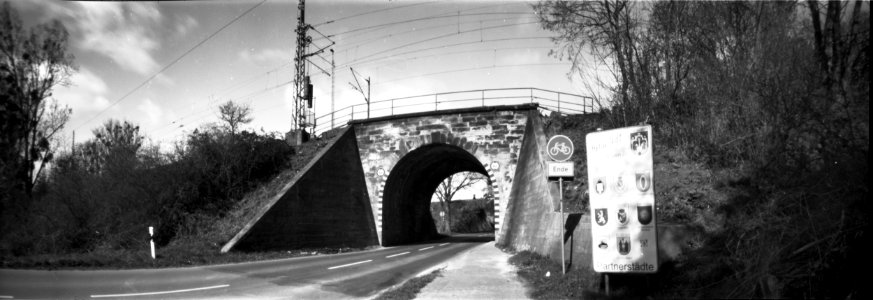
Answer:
top-left (586, 125), bottom-right (657, 273)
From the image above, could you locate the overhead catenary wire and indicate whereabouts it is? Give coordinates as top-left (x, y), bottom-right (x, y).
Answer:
top-left (337, 21), bottom-right (542, 69)
top-left (145, 2), bottom-right (556, 142)
top-left (73, 0), bottom-right (268, 131)
top-left (317, 12), bottom-right (532, 41)
top-left (335, 16), bottom-right (540, 51)
top-left (150, 62), bottom-right (292, 135)
top-left (311, 1), bottom-right (438, 27)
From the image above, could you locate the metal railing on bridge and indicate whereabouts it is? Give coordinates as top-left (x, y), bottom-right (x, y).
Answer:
top-left (313, 87), bottom-right (594, 135)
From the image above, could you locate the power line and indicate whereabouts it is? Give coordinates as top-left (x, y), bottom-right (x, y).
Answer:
top-left (318, 12), bottom-right (532, 41)
top-left (336, 16), bottom-right (539, 51)
top-left (73, 0), bottom-right (268, 131)
top-left (373, 62), bottom-right (569, 86)
top-left (339, 21), bottom-right (541, 68)
top-left (340, 36), bottom-right (552, 70)
top-left (153, 79), bottom-right (293, 139)
top-left (312, 1), bottom-right (438, 27)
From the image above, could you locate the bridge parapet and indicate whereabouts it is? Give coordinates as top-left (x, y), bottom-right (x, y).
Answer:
top-left (315, 88), bottom-right (593, 135)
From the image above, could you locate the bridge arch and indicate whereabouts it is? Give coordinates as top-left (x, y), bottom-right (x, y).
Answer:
top-left (380, 143), bottom-right (488, 245)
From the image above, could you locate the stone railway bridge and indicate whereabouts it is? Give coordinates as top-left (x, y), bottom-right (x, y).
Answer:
top-left (220, 89), bottom-right (692, 270)
top-left (223, 103), bottom-right (556, 248)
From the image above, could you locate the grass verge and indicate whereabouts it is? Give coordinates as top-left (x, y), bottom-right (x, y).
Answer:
top-left (508, 250), bottom-right (661, 299)
top-left (0, 242), bottom-right (378, 270)
top-left (374, 268), bottom-right (443, 300)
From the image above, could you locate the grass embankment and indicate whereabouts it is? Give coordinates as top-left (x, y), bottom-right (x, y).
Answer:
top-left (533, 112), bottom-right (868, 298)
top-left (374, 269), bottom-right (444, 300)
top-left (1, 129), bottom-right (356, 270)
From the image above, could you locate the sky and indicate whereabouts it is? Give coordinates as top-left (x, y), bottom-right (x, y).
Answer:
top-left (12, 0), bottom-right (604, 153)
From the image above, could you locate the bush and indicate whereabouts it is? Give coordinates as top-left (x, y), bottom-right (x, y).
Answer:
top-left (0, 127), bottom-right (294, 257)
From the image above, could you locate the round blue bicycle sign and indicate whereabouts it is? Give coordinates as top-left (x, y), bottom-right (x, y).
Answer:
top-left (547, 135), bottom-right (574, 162)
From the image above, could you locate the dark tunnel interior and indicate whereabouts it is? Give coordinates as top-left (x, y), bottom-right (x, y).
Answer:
top-left (380, 143), bottom-right (488, 246)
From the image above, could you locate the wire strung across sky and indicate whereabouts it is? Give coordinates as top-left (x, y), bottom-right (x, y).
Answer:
top-left (73, 0), bottom-right (268, 132)
top-left (146, 1), bottom-right (558, 140)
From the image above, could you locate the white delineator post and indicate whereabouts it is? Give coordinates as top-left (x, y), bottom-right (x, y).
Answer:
top-left (149, 226), bottom-right (155, 259)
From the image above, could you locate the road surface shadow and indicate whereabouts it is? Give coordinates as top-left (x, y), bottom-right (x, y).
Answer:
top-left (402, 232), bottom-right (495, 245)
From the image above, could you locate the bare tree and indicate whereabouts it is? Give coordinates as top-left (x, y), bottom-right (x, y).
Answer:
top-left (218, 100), bottom-right (252, 136)
top-left (0, 2), bottom-right (74, 201)
top-left (433, 172), bottom-right (485, 234)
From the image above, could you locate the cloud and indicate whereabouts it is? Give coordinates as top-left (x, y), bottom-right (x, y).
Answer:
top-left (240, 48), bottom-right (289, 66)
top-left (22, 1), bottom-right (196, 76)
top-left (175, 14), bottom-right (198, 37)
top-left (53, 67), bottom-right (112, 113)
top-left (74, 2), bottom-right (161, 75)
top-left (137, 98), bottom-right (163, 125)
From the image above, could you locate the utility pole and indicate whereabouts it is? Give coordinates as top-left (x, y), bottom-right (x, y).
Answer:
top-left (349, 67), bottom-right (371, 119)
top-left (291, 0), bottom-right (310, 145)
top-left (331, 49), bottom-right (335, 129)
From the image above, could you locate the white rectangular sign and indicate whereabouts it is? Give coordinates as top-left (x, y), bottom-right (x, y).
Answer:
top-left (586, 125), bottom-right (657, 273)
top-left (547, 161), bottom-right (574, 178)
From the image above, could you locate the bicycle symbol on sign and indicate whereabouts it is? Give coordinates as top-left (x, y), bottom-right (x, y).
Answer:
top-left (549, 142), bottom-right (572, 156)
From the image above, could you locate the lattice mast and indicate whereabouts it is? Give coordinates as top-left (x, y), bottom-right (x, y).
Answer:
top-left (292, 0), bottom-right (311, 132)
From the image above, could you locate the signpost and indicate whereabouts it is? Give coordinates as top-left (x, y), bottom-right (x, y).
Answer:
top-left (586, 125), bottom-right (658, 279)
top-left (547, 135), bottom-right (574, 275)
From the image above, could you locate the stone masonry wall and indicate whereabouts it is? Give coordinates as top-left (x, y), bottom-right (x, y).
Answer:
top-left (352, 105), bottom-right (536, 243)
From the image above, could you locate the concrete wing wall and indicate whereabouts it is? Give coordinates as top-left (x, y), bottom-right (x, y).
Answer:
top-left (498, 110), bottom-right (563, 252)
top-left (226, 127), bottom-right (379, 252)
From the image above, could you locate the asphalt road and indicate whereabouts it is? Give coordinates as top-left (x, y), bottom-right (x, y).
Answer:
top-left (0, 234), bottom-right (492, 299)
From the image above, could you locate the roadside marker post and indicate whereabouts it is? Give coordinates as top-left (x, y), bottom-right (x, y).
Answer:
top-left (546, 135), bottom-right (575, 275)
top-left (149, 226), bottom-right (155, 259)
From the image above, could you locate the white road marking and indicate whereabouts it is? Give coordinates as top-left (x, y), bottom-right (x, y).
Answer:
top-left (386, 252), bottom-right (410, 258)
top-left (439, 243), bottom-right (449, 246)
top-left (0, 295), bottom-right (13, 299)
top-left (90, 284), bottom-right (229, 298)
top-left (327, 260), bottom-right (373, 270)
top-left (418, 246), bottom-right (434, 251)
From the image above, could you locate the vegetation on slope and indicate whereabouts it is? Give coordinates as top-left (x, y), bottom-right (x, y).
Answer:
top-left (533, 1), bottom-right (869, 298)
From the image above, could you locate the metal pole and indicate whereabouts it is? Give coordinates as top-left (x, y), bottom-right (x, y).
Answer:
top-left (605, 274), bottom-right (611, 296)
top-left (435, 94), bottom-right (438, 111)
top-left (558, 92), bottom-right (561, 114)
top-left (560, 177), bottom-right (565, 275)
top-left (331, 49), bottom-right (335, 130)
top-left (481, 90), bottom-right (485, 107)
top-left (367, 77), bottom-right (371, 119)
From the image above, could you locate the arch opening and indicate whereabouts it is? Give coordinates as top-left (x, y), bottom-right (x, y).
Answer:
top-left (381, 143), bottom-right (488, 246)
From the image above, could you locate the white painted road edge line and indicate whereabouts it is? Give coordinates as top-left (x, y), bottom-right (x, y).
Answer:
top-left (327, 259), bottom-right (373, 270)
top-left (386, 251), bottom-right (410, 258)
top-left (439, 243), bottom-right (449, 246)
top-left (418, 246), bottom-right (434, 251)
top-left (90, 284), bottom-right (229, 298)
top-left (0, 295), bottom-right (13, 299)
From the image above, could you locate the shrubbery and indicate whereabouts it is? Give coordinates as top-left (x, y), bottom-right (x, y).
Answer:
top-left (0, 124), bottom-right (293, 257)
top-left (535, 1), bottom-right (868, 297)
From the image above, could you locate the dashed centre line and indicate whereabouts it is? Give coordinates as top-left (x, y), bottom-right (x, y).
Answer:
top-left (327, 260), bottom-right (373, 270)
top-left (418, 246), bottom-right (434, 251)
top-left (439, 243), bottom-right (449, 246)
top-left (0, 295), bottom-right (13, 299)
top-left (386, 252), bottom-right (410, 258)
top-left (90, 284), bottom-right (229, 298)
